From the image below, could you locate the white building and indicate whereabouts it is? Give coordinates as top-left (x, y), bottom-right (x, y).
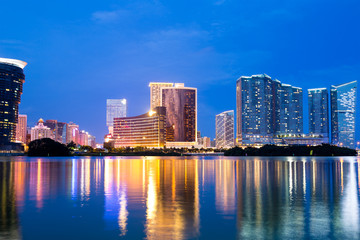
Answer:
top-left (31, 119), bottom-right (52, 141)
top-left (106, 99), bottom-right (127, 135)
top-left (216, 110), bottom-right (234, 148)
top-left (16, 114), bottom-right (27, 143)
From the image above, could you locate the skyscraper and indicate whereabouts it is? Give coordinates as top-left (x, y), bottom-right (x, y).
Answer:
top-left (106, 99), bottom-right (127, 134)
top-left (236, 74), bottom-right (276, 145)
top-left (15, 114), bottom-right (27, 144)
top-left (43, 120), bottom-right (68, 143)
top-left (0, 58), bottom-right (27, 149)
top-left (308, 88), bottom-right (329, 139)
top-left (149, 82), bottom-right (174, 110)
top-left (215, 110), bottom-right (234, 148)
top-left (331, 81), bottom-right (357, 148)
top-left (66, 122), bottom-right (80, 144)
top-left (279, 84), bottom-right (303, 134)
top-left (161, 84), bottom-right (197, 146)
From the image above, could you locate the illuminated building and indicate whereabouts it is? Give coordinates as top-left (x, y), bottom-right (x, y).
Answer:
top-left (149, 82), bottom-right (174, 110)
top-left (88, 135), bottom-right (96, 148)
top-left (15, 114), bottom-right (27, 143)
top-left (30, 119), bottom-right (52, 141)
top-left (161, 84), bottom-right (197, 147)
top-left (236, 74), bottom-right (303, 145)
top-left (113, 106), bottom-right (166, 148)
top-left (215, 110), bottom-right (234, 148)
top-left (273, 134), bottom-right (328, 146)
top-left (106, 99), bottom-right (127, 135)
top-left (279, 84), bottom-right (303, 134)
top-left (236, 74), bottom-right (277, 145)
top-left (43, 120), bottom-right (68, 143)
top-left (79, 130), bottom-right (89, 146)
top-left (202, 137), bottom-right (211, 148)
top-left (308, 88), bottom-right (329, 140)
top-left (66, 122), bottom-right (79, 144)
top-left (0, 58), bottom-right (27, 150)
top-left (331, 81), bottom-right (357, 148)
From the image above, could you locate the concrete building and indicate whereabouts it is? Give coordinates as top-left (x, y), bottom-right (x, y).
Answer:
top-left (15, 114), bottom-right (27, 144)
top-left (66, 122), bottom-right (79, 144)
top-left (31, 119), bottom-right (52, 141)
top-left (215, 110), bottom-right (234, 149)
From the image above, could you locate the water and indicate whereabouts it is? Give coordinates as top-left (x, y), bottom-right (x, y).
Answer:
top-left (0, 156), bottom-right (359, 240)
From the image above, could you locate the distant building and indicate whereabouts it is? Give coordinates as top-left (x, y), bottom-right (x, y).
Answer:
top-left (202, 137), bottom-right (211, 148)
top-left (161, 84), bottom-right (197, 147)
top-left (43, 120), bottom-right (68, 144)
top-left (274, 134), bottom-right (328, 146)
top-left (66, 122), bottom-right (79, 144)
top-left (88, 135), bottom-right (96, 148)
top-left (113, 106), bottom-right (167, 148)
top-left (149, 82), bottom-right (174, 110)
top-left (308, 88), bottom-right (329, 140)
top-left (15, 114), bottom-right (27, 144)
top-left (106, 99), bottom-right (127, 134)
top-left (331, 81), bottom-right (357, 148)
top-left (215, 110), bottom-right (234, 148)
top-left (0, 58), bottom-right (27, 151)
top-left (79, 130), bottom-right (89, 146)
top-left (31, 119), bottom-right (52, 141)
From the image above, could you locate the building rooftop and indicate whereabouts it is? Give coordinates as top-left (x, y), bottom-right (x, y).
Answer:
top-left (0, 57), bottom-right (27, 69)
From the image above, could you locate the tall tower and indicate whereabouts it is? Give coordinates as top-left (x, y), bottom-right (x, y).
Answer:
top-left (106, 99), bottom-right (127, 134)
top-left (149, 82), bottom-right (174, 110)
top-left (215, 110), bottom-right (234, 148)
top-left (161, 84), bottom-right (197, 146)
top-left (15, 114), bottom-right (27, 144)
top-left (331, 81), bottom-right (357, 148)
top-left (308, 88), bottom-right (329, 139)
top-left (0, 58), bottom-right (27, 147)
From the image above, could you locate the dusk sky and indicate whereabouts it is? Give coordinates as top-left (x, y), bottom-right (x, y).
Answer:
top-left (1, 0), bottom-right (359, 141)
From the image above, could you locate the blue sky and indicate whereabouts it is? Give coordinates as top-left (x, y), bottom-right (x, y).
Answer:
top-left (1, 0), bottom-right (359, 141)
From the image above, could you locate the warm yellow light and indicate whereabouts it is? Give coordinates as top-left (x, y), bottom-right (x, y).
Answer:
top-left (149, 110), bottom-right (156, 117)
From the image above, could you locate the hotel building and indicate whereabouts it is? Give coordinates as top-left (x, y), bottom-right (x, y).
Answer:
top-left (149, 82), bottom-right (174, 110)
top-left (161, 84), bottom-right (197, 147)
top-left (331, 81), bottom-right (357, 148)
top-left (236, 74), bottom-right (303, 145)
top-left (106, 99), bottom-right (127, 134)
top-left (113, 106), bottom-right (166, 148)
top-left (15, 114), bottom-right (27, 144)
top-left (31, 119), bottom-right (52, 141)
top-left (66, 122), bottom-right (80, 144)
top-left (308, 88), bottom-right (329, 140)
top-left (0, 58), bottom-right (27, 150)
top-left (215, 110), bottom-right (234, 148)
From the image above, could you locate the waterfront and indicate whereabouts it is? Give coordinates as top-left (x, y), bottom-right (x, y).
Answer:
top-left (0, 156), bottom-right (359, 240)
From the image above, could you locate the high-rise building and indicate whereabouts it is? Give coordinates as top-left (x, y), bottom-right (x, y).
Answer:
top-left (215, 110), bottom-right (234, 148)
top-left (161, 84), bottom-right (197, 147)
top-left (31, 119), bottom-right (52, 141)
top-left (112, 107), bottom-right (167, 148)
top-left (66, 122), bottom-right (79, 144)
top-left (236, 74), bottom-right (277, 145)
top-left (43, 120), bottom-right (68, 143)
top-left (79, 130), bottom-right (89, 146)
top-left (88, 135), bottom-right (96, 148)
top-left (106, 99), bottom-right (127, 134)
top-left (279, 84), bottom-right (303, 134)
top-left (331, 81), bottom-right (357, 148)
top-left (0, 58), bottom-right (27, 149)
top-left (308, 88), bottom-right (329, 139)
top-left (15, 114), bottom-right (27, 144)
top-left (236, 74), bottom-right (303, 145)
top-left (202, 137), bottom-right (211, 148)
top-left (149, 82), bottom-right (174, 110)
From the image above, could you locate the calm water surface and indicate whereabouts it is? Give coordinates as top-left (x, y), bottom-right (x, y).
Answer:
top-left (0, 156), bottom-right (360, 239)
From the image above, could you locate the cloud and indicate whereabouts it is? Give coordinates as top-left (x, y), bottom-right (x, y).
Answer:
top-left (92, 10), bottom-right (129, 22)
top-left (214, 0), bottom-right (226, 6)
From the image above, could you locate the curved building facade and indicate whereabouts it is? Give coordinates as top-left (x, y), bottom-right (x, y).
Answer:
top-left (0, 58), bottom-right (27, 146)
top-left (113, 107), bottom-right (166, 148)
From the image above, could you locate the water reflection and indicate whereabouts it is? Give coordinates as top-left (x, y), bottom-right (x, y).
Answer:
top-left (0, 156), bottom-right (359, 239)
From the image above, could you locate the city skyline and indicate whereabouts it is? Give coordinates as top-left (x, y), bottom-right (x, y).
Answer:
top-left (1, 0), bottom-right (359, 142)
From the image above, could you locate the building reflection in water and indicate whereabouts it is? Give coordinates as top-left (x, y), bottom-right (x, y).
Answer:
top-left (0, 156), bottom-right (359, 239)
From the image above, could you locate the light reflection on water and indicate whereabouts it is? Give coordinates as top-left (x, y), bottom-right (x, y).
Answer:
top-left (0, 156), bottom-right (359, 239)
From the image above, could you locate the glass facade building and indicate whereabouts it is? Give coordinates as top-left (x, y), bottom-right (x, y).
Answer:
top-left (161, 86), bottom-right (197, 143)
top-left (106, 99), bottom-right (127, 134)
top-left (215, 110), bottom-right (234, 148)
top-left (113, 107), bottom-right (166, 148)
top-left (308, 88), bottom-right (329, 139)
top-left (279, 84), bottom-right (303, 134)
top-left (331, 81), bottom-right (357, 148)
top-left (236, 74), bottom-right (303, 145)
top-left (0, 58), bottom-right (27, 147)
top-left (149, 82), bottom-right (174, 110)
